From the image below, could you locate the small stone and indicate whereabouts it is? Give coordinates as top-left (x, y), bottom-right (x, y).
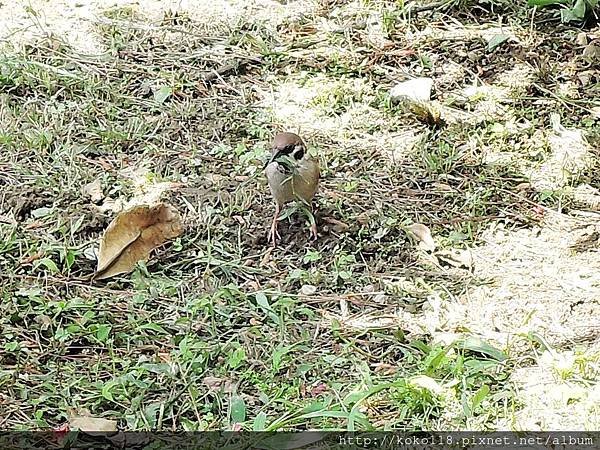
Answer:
top-left (576, 32), bottom-right (588, 46)
top-left (300, 284), bottom-right (317, 296)
top-left (390, 77), bottom-right (433, 103)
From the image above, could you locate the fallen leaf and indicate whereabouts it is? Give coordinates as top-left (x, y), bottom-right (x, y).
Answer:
top-left (0, 214), bottom-right (17, 225)
top-left (82, 179), bottom-right (105, 203)
top-left (94, 203), bottom-right (183, 280)
top-left (24, 220), bottom-right (45, 230)
top-left (299, 284), bottom-right (317, 296)
top-left (203, 376), bottom-right (225, 391)
top-left (373, 363), bottom-right (397, 375)
top-left (583, 44), bottom-right (600, 60)
top-left (407, 223), bottom-right (436, 252)
top-left (69, 415), bottom-right (117, 433)
top-left (309, 383), bottom-right (328, 396)
top-left (153, 85), bottom-right (172, 104)
top-left (34, 314), bottom-right (52, 331)
top-left (410, 100), bottom-right (443, 126)
top-left (259, 247), bottom-right (273, 267)
top-left (486, 33), bottom-right (510, 52)
top-left (52, 423), bottom-right (70, 443)
top-left (576, 32), bottom-right (588, 46)
top-left (352, 214), bottom-right (368, 226)
top-left (323, 217), bottom-right (349, 232)
top-left (436, 249), bottom-right (473, 269)
top-left (98, 159), bottom-right (114, 171)
top-left (19, 251), bottom-right (45, 265)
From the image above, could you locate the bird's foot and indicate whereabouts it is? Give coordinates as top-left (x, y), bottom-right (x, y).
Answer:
top-left (268, 221), bottom-right (281, 247)
top-left (310, 222), bottom-right (318, 241)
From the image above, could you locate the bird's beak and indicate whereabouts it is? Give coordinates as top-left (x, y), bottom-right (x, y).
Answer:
top-left (264, 149), bottom-right (281, 169)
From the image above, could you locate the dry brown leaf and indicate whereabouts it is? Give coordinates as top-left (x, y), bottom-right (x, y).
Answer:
top-left (69, 415), bottom-right (117, 433)
top-left (407, 223), bottom-right (436, 252)
top-left (203, 376), bottom-right (225, 391)
top-left (82, 179), bottom-right (104, 203)
top-left (94, 203), bottom-right (183, 280)
top-left (323, 217), bottom-right (350, 232)
top-left (410, 101), bottom-right (443, 126)
top-left (437, 249), bottom-right (473, 269)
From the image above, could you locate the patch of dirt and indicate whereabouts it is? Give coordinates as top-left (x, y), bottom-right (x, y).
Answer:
top-left (5, 186), bottom-right (53, 219)
top-left (497, 341), bottom-right (600, 431)
top-left (429, 211), bottom-right (600, 349)
top-left (0, 0), bottom-right (315, 53)
top-left (422, 210), bottom-right (600, 430)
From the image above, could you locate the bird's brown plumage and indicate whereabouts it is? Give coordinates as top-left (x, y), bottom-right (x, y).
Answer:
top-left (265, 132), bottom-right (320, 244)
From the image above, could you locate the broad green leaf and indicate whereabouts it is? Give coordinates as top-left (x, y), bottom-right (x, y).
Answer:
top-left (255, 292), bottom-right (280, 324)
top-left (471, 384), bottom-right (490, 412)
top-left (458, 337), bottom-right (507, 361)
top-left (31, 207), bottom-right (53, 218)
top-left (228, 346), bottom-right (246, 369)
top-left (64, 250), bottom-right (76, 269)
top-left (101, 381), bottom-right (117, 402)
top-left (487, 34), bottom-right (510, 52)
top-left (138, 323), bottom-right (168, 334)
top-left (426, 346), bottom-right (452, 372)
top-left (464, 359), bottom-right (499, 372)
top-left (140, 363), bottom-right (177, 376)
top-left (272, 345), bottom-right (291, 372)
top-left (153, 85), bottom-right (172, 104)
top-left (561, 7), bottom-right (580, 21)
top-left (255, 292), bottom-right (272, 311)
top-left (143, 403), bottom-right (160, 428)
top-left (37, 258), bottom-right (59, 274)
top-left (573, 0), bottom-right (589, 17)
top-left (230, 396), bottom-right (246, 423)
top-left (253, 412), bottom-right (267, 431)
top-left (95, 324), bottom-right (111, 342)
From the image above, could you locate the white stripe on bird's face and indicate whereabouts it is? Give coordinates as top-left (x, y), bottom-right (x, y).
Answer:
top-left (291, 144), bottom-right (305, 161)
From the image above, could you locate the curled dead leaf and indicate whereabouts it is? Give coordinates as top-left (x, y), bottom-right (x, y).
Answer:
top-left (323, 217), bottom-right (350, 232)
top-left (436, 249), bottom-right (473, 269)
top-left (407, 223), bottom-right (436, 252)
top-left (203, 376), bottom-right (225, 391)
top-left (69, 415), bottom-right (117, 434)
top-left (94, 203), bottom-right (183, 280)
top-left (82, 179), bottom-right (104, 203)
top-left (409, 101), bottom-right (444, 126)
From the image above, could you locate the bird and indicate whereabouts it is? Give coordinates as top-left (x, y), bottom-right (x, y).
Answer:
top-left (264, 132), bottom-right (320, 245)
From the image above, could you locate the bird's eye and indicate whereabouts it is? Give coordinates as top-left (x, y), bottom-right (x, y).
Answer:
top-left (292, 145), bottom-right (305, 160)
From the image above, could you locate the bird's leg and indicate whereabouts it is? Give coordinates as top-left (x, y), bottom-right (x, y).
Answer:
top-left (310, 219), bottom-right (318, 241)
top-left (269, 203), bottom-right (281, 246)
top-left (307, 202), bottom-right (318, 241)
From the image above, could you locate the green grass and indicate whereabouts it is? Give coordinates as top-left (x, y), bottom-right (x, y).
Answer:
top-left (0, 0), bottom-right (598, 432)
